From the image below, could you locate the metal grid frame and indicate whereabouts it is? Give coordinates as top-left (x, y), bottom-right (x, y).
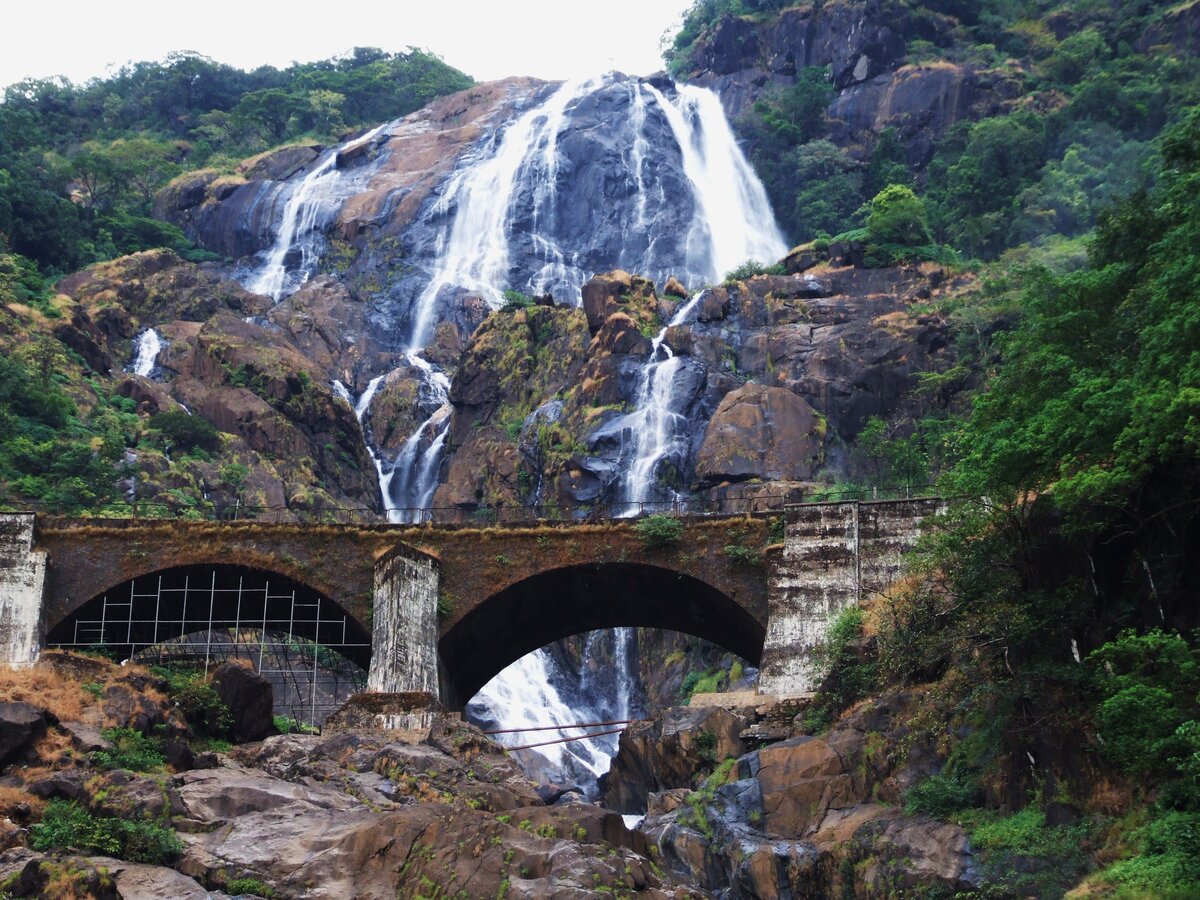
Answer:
top-left (48, 565), bottom-right (370, 727)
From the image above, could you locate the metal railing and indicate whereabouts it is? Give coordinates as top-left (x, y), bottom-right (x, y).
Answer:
top-left (5, 484), bottom-right (940, 527)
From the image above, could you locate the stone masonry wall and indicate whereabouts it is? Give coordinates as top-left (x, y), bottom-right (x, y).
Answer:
top-left (0, 514), bottom-right (47, 667)
top-left (759, 499), bottom-right (941, 696)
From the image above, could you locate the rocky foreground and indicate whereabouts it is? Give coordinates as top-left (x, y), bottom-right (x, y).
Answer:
top-left (0, 653), bottom-right (987, 898)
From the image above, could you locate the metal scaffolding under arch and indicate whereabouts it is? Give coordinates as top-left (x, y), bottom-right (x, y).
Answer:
top-left (46, 564), bottom-right (372, 727)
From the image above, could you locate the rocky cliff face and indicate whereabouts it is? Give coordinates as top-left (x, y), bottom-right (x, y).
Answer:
top-left (678, 0), bottom-right (1020, 167)
top-left (49, 250), bottom-right (382, 517)
top-left (603, 693), bottom-right (981, 898)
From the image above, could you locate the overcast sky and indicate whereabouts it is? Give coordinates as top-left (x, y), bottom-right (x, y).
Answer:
top-left (2, 0), bottom-right (694, 91)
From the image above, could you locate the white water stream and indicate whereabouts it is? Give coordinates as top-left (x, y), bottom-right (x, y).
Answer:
top-left (129, 329), bottom-right (164, 378)
top-left (245, 123), bottom-right (391, 302)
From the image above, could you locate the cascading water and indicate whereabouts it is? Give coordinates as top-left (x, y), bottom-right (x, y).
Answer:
top-left (128, 329), bottom-right (164, 378)
top-left (254, 73), bottom-right (786, 794)
top-left (244, 123), bottom-right (391, 302)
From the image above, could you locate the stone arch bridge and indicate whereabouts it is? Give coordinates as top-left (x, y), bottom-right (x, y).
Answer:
top-left (0, 500), bottom-right (941, 708)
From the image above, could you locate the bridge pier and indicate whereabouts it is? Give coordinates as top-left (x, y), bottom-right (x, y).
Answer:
top-left (759, 499), bottom-right (941, 697)
top-left (0, 514), bottom-right (46, 668)
top-left (366, 546), bottom-right (440, 696)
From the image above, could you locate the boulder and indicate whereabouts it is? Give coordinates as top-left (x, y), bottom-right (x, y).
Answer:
top-left (0, 703), bottom-right (49, 767)
top-left (602, 706), bottom-right (745, 814)
top-left (663, 276), bottom-right (689, 299)
top-left (210, 663), bottom-right (277, 744)
top-left (582, 270), bottom-right (635, 333)
top-left (695, 384), bottom-right (823, 484)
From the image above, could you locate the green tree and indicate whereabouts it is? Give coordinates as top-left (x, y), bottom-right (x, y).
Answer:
top-left (866, 184), bottom-right (932, 248)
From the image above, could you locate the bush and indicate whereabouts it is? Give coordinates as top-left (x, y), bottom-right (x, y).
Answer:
top-left (174, 681), bottom-right (233, 739)
top-left (501, 289), bottom-right (535, 311)
top-left (903, 770), bottom-right (984, 818)
top-left (722, 259), bottom-right (786, 283)
top-left (148, 410), bottom-right (219, 452)
top-left (866, 184), bottom-right (933, 248)
top-left (91, 727), bottom-right (166, 772)
top-left (635, 514), bottom-right (683, 549)
top-left (227, 877), bottom-right (277, 897)
top-left (30, 799), bottom-right (182, 864)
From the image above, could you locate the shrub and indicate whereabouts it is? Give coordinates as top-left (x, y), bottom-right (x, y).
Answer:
top-left (91, 727), bottom-right (166, 772)
top-left (635, 514), bottom-right (682, 549)
top-left (722, 259), bottom-right (786, 283)
top-left (227, 877), bottom-right (277, 897)
top-left (30, 799), bottom-right (181, 864)
top-left (174, 681), bottom-right (233, 739)
top-left (148, 410), bottom-right (219, 452)
top-left (903, 769), bottom-right (984, 818)
top-left (501, 289), bottom-right (535, 311)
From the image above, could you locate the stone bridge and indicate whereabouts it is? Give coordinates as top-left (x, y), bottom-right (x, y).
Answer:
top-left (0, 499), bottom-right (942, 708)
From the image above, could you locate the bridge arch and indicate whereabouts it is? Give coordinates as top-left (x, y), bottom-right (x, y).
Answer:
top-left (46, 562), bottom-right (373, 673)
top-left (437, 562), bottom-right (766, 709)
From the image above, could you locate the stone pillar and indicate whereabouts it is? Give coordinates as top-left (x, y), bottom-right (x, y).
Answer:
top-left (758, 498), bottom-right (944, 697)
top-left (759, 503), bottom-right (860, 697)
top-left (366, 545), bottom-right (439, 696)
top-left (0, 514), bottom-right (46, 668)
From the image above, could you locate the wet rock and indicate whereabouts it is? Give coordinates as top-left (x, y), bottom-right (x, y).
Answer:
top-left (695, 384), bottom-right (823, 485)
top-left (603, 706), bottom-right (745, 814)
top-left (239, 144), bottom-right (322, 182)
top-left (0, 703), bottom-right (49, 767)
top-left (210, 663), bottom-right (278, 744)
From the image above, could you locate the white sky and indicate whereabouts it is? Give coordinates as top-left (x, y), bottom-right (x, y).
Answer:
top-left (2, 0), bottom-right (694, 91)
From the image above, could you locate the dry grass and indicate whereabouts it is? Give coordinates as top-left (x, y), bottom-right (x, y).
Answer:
top-left (0, 667), bottom-right (91, 722)
top-left (0, 784), bottom-right (45, 819)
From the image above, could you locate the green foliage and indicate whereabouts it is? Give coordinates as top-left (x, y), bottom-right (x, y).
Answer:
top-left (91, 728), bottom-right (166, 772)
top-left (903, 769), bottom-right (983, 818)
top-left (0, 353), bottom-right (130, 512)
top-left (634, 514), bottom-right (682, 549)
top-left (722, 259), bottom-right (785, 283)
top-left (226, 877), bottom-right (277, 898)
top-left (722, 543), bottom-right (762, 568)
top-left (174, 680), bottom-right (233, 739)
top-left (1087, 630), bottom-right (1200, 799)
top-left (30, 799), bottom-right (181, 864)
top-left (1096, 811), bottom-right (1200, 896)
top-left (501, 289), bottom-right (536, 311)
top-left (273, 715), bottom-right (317, 736)
top-left (866, 184), bottom-right (932, 248)
top-left (148, 410), bottom-right (219, 453)
top-left (851, 416), bottom-right (934, 489)
top-left (0, 47), bottom-right (471, 277)
top-left (959, 807), bottom-right (1096, 895)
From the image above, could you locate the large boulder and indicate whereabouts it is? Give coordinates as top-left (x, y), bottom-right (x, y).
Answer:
top-left (694, 383), bottom-right (823, 484)
top-left (602, 705), bottom-right (745, 814)
top-left (0, 703), bottom-right (49, 767)
top-left (210, 663), bottom-right (277, 744)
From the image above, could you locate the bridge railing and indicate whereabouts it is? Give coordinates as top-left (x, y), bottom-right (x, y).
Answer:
top-left (4, 484), bottom-right (940, 527)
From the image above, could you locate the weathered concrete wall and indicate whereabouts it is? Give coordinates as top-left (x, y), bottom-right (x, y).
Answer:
top-left (759, 499), bottom-right (941, 696)
top-left (366, 546), bottom-right (440, 694)
top-left (0, 514), bottom-right (47, 667)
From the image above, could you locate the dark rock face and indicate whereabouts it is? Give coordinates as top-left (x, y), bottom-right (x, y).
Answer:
top-left (603, 706), bottom-right (745, 814)
top-left (695, 383), bottom-right (823, 484)
top-left (622, 693), bottom-right (982, 898)
top-left (0, 703), bottom-right (48, 767)
top-left (211, 663), bottom-right (278, 743)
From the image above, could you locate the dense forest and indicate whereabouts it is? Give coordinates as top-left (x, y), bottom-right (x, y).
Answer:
top-left (661, 0), bottom-right (1200, 893)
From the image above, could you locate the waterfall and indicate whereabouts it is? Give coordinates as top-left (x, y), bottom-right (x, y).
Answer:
top-left (129, 329), bottom-right (164, 378)
top-left (645, 83), bottom-right (787, 280)
top-left (244, 123), bottom-right (391, 302)
top-left (407, 79), bottom-right (593, 350)
top-left (466, 628), bottom-right (643, 797)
